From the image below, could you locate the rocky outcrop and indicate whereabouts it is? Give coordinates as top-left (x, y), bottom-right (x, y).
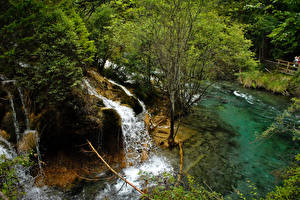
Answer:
top-left (0, 70), bottom-right (145, 189)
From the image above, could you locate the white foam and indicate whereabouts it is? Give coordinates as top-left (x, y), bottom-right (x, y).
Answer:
top-left (233, 91), bottom-right (254, 104)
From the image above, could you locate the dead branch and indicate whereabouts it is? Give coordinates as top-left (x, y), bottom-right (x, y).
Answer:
top-left (87, 140), bottom-right (145, 195)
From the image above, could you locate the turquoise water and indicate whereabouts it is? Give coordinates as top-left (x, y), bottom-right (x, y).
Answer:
top-left (178, 82), bottom-right (299, 198)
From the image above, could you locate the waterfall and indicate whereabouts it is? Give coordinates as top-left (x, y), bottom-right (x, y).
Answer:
top-left (1, 80), bottom-right (22, 141)
top-left (7, 90), bottom-right (21, 141)
top-left (0, 135), bottom-right (61, 200)
top-left (18, 87), bottom-right (30, 130)
top-left (107, 79), bottom-right (147, 111)
top-left (2, 80), bottom-right (43, 176)
top-left (84, 78), bottom-right (172, 199)
top-left (0, 135), bottom-right (16, 159)
top-left (83, 79), bottom-right (150, 165)
top-left (34, 131), bottom-right (44, 177)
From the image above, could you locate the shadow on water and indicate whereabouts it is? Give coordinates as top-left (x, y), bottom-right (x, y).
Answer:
top-left (170, 81), bottom-right (299, 199)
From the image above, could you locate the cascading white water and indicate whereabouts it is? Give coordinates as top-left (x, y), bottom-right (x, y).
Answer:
top-left (0, 77), bottom-right (171, 200)
top-left (17, 88), bottom-right (43, 175)
top-left (107, 79), bottom-right (147, 111)
top-left (83, 78), bottom-right (172, 199)
top-left (7, 90), bottom-right (21, 141)
top-left (83, 79), bottom-right (150, 165)
top-left (0, 135), bottom-right (16, 159)
top-left (1, 80), bottom-right (44, 181)
top-left (0, 131), bottom-right (61, 200)
top-left (2, 80), bottom-right (22, 141)
top-left (18, 87), bottom-right (30, 130)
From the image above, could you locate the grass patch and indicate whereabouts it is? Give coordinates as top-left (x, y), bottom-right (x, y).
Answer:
top-left (239, 70), bottom-right (293, 95)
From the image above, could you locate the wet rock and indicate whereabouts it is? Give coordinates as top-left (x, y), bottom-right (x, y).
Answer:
top-left (100, 108), bottom-right (123, 154)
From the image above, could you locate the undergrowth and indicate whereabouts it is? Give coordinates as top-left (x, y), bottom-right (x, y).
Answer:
top-left (239, 70), bottom-right (294, 95)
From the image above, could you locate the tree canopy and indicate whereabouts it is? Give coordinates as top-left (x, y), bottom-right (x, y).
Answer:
top-left (0, 0), bottom-right (95, 108)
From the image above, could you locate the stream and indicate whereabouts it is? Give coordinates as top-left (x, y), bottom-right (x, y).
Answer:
top-left (172, 82), bottom-right (299, 199)
top-left (0, 80), bottom-right (299, 199)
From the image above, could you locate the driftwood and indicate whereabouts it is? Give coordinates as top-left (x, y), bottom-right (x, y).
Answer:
top-left (87, 140), bottom-right (145, 195)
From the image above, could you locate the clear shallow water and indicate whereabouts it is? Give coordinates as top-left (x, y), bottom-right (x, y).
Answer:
top-left (178, 82), bottom-right (299, 198)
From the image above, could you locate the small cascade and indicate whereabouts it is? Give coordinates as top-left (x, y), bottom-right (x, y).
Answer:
top-left (7, 90), bottom-right (21, 141)
top-left (0, 135), bottom-right (16, 159)
top-left (83, 79), bottom-right (150, 165)
top-left (0, 135), bottom-right (61, 200)
top-left (1, 79), bottom-right (44, 177)
top-left (107, 79), bottom-right (147, 111)
top-left (84, 78), bottom-right (173, 199)
top-left (34, 131), bottom-right (44, 178)
top-left (18, 87), bottom-right (30, 130)
top-left (1, 79), bottom-right (22, 141)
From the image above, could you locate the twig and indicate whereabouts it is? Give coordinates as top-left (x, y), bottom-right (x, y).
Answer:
top-left (87, 140), bottom-right (145, 195)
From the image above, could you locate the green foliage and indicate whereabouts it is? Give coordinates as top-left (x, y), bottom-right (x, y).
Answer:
top-left (239, 70), bottom-right (292, 94)
top-left (141, 174), bottom-right (223, 200)
top-left (214, 0), bottom-right (300, 60)
top-left (192, 11), bottom-right (257, 80)
top-left (110, 0), bottom-right (257, 109)
top-left (86, 5), bottom-right (114, 72)
top-left (0, 154), bottom-right (33, 200)
top-left (261, 98), bottom-right (300, 141)
top-left (0, 0), bottom-right (96, 108)
top-left (264, 154), bottom-right (300, 200)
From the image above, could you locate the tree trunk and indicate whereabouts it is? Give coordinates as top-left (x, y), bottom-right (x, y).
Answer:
top-left (168, 92), bottom-right (175, 146)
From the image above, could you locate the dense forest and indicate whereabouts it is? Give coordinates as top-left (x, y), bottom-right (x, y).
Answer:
top-left (0, 0), bottom-right (299, 199)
